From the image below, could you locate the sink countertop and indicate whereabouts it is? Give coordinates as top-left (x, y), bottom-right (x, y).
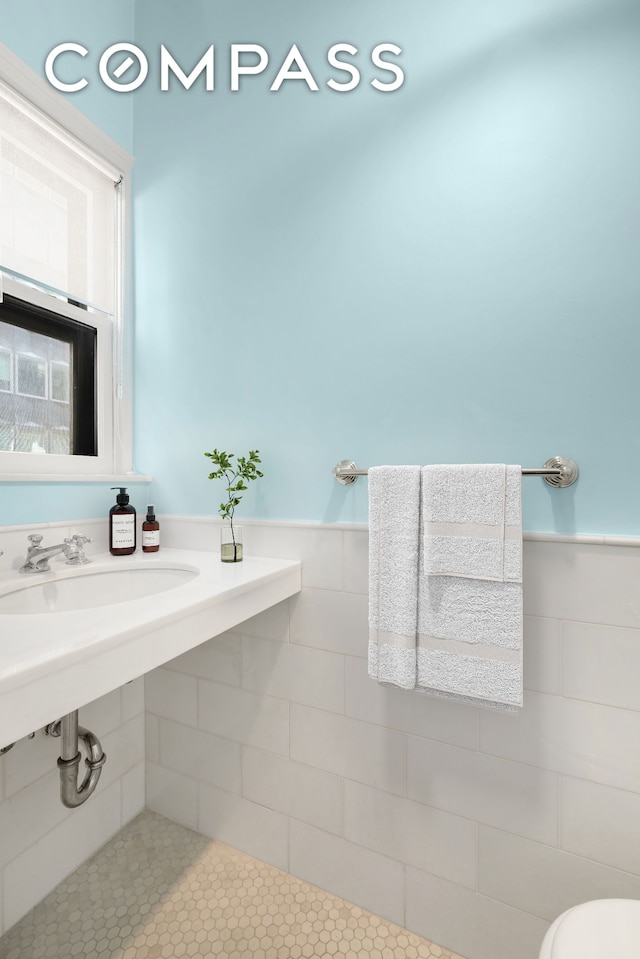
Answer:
top-left (0, 548), bottom-right (301, 748)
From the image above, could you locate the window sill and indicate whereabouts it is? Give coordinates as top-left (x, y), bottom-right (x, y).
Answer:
top-left (0, 473), bottom-right (152, 483)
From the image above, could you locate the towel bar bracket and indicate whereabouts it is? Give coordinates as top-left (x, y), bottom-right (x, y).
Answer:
top-left (332, 456), bottom-right (579, 488)
top-left (333, 460), bottom-right (361, 485)
top-left (539, 456), bottom-right (579, 488)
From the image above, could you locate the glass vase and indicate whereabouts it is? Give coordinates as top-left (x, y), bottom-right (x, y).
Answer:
top-left (220, 524), bottom-right (243, 563)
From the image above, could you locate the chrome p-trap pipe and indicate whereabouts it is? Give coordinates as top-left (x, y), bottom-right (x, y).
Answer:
top-left (47, 711), bottom-right (107, 808)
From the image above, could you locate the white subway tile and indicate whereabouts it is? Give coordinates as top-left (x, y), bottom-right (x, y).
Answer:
top-left (406, 866), bottom-right (549, 959)
top-left (289, 588), bottom-right (369, 657)
top-left (480, 690), bottom-right (640, 793)
top-left (168, 632), bottom-right (242, 686)
top-left (159, 718), bottom-right (241, 793)
top-left (344, 780), bottom-right (476, 888)
top-left (79, 688), bottom-right (122, 737)
top-left (242, 636), bottom-right (344, 714)
top-left (523, 616), bottom-right (560, 695)
top-left (562, 776), bottom-right (640, 875)
top-left (145, 668), bottom-right (198, 726)
top-left (2, 780), bottom-right (122, 932)
top-left (523, 541), bottom-right (640, 627)
top-left (230, 598), bottom-right (290, 642)
top-left (146, 761), bottom-right (197, 831)
top-left (242, 746), bottom-right (342, 834)
top-left (198, 680), bottom-right (289, 756)
top-left (121, 676), bottom-right (145, 721)
top-left (0, 769), bottom-right (68, 870)
top-left (291, 704), bottom-right (405, 796)
top-left (243, 524), bottom-right (344, 590)
top-left (157, 516), bottom-right (214, 551)
top-left (145, 713), bottom-right (160, 764)
top-left (99, 715), bottom-right (145, 787)
top-left (478, 825), bottom-right (640, 921)
top-left (289, 820), bottom-right (404, 926)
top-left (561, 621), bottom-right (640, 709)
top-left (121, 762), bottom-right (145, 824)
top-left (407, 737), bottom-right (559, 845)
top-left (343, 529), bottom-right (369, 594)
top-left (345, 655), bottom-right (479, 750)
top-left (3, 729), bottom-right (63, 798)
top-left (198, 782), bottom-right (289, 872)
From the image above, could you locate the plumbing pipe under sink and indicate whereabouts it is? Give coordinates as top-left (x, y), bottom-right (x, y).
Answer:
top-left (46, 712), bottom-right (106, 808)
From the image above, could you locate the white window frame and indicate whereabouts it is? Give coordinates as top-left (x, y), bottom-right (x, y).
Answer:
top-left (0, 40), bottom-right (138, 482)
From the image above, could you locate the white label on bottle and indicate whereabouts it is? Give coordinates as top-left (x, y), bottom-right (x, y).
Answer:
top-left (142, 530), bottom-right (160, 548)
top-left (112, 514), bottom-right (135, 548)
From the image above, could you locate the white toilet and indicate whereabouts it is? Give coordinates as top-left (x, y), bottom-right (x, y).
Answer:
top-left (539, 899), bottom-right (640, 958)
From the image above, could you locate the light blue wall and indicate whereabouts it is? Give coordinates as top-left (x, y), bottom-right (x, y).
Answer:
top-left (133, 0), bottom-right (640, 534)
top-left (1, 0), bottom-right (134, 151)
top-left (2, 1), bottom-right (639, 534)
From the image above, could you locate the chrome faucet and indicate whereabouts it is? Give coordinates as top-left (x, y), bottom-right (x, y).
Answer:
top-left (19, 534), bottom-right (92, 573)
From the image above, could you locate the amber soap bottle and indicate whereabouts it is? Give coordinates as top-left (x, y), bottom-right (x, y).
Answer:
top-left (142, 505), bottom-right (160, 553)
top-left (109, 487), bottom-right (136, 555)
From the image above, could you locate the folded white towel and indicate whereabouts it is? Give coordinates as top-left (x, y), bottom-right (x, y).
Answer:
top-left (416, 575), bottom-right (523, 710)
top-left (368, 465), bottom-right (421, 690)
top-left (423, 464), bottom-right (522, 583)
top-left (419, 463), bottom-right (523, 710)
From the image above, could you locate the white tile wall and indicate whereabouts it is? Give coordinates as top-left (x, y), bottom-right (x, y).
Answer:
top-left (144, 522), bottom-right (640, 959)
top-left (242, 745), bottom-right (343, 835)
top-left (198, 782), bottom-right (289, 871)
top-left (0, 677), bottom-right (145, 935)
top-left (3, 517), bottom-right (640, 959)
top-left (289, 820), bottom-right (405, 926)
top-left (405, 868), bottom-right (550, 959)
top-left (477, 826), bottom-right (640, 920)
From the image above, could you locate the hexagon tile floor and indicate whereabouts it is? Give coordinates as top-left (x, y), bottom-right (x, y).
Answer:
top-left (0, 810), bottom-right (466, 959)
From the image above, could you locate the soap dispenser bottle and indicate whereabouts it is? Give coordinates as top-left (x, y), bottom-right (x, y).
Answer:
top-left (142, 505), bottom-right (160, 553)
top-left (109, 487), bottom-right (136, 555)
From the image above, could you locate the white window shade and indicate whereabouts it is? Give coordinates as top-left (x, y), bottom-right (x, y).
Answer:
top-left (0, 82), bottom-right (119, 314)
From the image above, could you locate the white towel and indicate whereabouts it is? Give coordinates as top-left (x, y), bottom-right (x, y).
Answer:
top-left (423, 464), bottom-right (522, 582)
top-left (368, 465), bottom-right (421, 690)
top-left (368, 463), bottom-right (523, 710)
top-left (419, 464), bottom-right (523, 710)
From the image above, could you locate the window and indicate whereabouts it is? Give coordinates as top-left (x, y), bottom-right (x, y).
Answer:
top-left (0, 295), bottom-right (96, 456)
top-left (0, 42), bottom-right (134, 478)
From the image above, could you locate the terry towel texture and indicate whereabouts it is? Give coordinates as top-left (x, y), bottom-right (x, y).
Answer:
top-left (368, 464), bottom-right (523, 710)
top-left (368, 466), bottom-right (422, 690)
top-left (423, 464), bottom-right (522, 582)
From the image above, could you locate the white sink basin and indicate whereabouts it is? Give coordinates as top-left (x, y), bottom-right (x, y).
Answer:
top-left (0, 565), bottom-right (198, 614)
top-left (0, 547), bottom-right (301, 750)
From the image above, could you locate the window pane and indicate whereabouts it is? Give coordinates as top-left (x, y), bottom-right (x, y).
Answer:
top-left (0, 319), bottom-right (71, 454)
top-left (17, 354), bottom-right (46, 397)
top-left (0, 349), bottom-right (10, 391)
top-left (51, 361), bottom-right (70, 403)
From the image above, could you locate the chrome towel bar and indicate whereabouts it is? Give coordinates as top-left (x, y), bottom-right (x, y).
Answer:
top-left (332, 455), bottom-right (579, 488)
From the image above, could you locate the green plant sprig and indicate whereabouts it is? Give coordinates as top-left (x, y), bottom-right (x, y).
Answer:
top-left (204, 448), bottom-right (263, 531)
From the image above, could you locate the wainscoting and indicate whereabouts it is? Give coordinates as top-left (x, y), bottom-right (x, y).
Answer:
top-left (1, 517), bottom-right (640, 959)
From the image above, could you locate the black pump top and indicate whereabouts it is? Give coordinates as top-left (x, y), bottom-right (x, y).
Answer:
top-left (111, 487), bottom-right (130, 505)
top-left (146, 505), bottom-right (156, 522)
